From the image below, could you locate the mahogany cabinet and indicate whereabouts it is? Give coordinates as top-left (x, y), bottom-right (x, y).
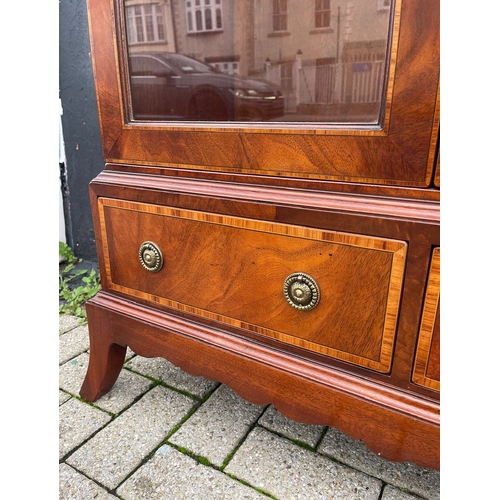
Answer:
top-left (80, 0), bottom-right (440, 469)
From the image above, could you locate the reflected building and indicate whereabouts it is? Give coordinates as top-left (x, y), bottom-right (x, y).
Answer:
top-left (123, 0), bottom-right (392, 122)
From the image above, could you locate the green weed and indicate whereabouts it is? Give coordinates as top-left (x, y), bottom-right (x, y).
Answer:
top-left (59, 242), bottom-right (101, 322)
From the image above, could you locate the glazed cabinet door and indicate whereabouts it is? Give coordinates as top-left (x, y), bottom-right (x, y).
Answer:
top-left (86, 0), bottom-right (439, 190)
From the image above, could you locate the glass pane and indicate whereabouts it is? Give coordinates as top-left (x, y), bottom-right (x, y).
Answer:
top-left (124, 0), bottom-right (393, 125)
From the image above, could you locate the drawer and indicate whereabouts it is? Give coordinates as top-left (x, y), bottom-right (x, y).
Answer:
top-left (412, 248), bottom-right (440, 391)
top-left (98, 198), bottom-right (407, 373)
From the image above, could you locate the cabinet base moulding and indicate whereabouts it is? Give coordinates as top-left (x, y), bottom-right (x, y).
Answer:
top-left (80, 291), bottom-right (440, 470)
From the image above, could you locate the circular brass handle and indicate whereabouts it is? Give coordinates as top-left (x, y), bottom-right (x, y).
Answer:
top-left (139, 241), bottom-right (163, 273)
top-left (283, 273), bottom-right (320, 311)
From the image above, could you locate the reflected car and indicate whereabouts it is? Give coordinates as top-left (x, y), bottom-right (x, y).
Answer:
top-left (128, 52), bottom-right (285, 121)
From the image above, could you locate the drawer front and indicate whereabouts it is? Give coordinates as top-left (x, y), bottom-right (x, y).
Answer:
top-left (412, 248), bottom-right (440, 391)
top-left (98, 198), bottom-right (407, 373)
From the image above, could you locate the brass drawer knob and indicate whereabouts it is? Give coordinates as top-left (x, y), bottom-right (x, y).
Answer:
top-left (283, 273), bottom-right (320, 311)
top-left (139, 241), bottom-right (163, 272)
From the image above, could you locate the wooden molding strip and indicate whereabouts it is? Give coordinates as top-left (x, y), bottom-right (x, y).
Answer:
top-left (95, 171), bottom-right (440, 222)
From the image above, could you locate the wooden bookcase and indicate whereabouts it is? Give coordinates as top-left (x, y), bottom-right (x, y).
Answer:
top-left (80, 0), bottom-right (440, 469)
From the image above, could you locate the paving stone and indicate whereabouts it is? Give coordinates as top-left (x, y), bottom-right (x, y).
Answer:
top-left (66, 385), bottom-right (196, 490)
top-left (59, 316), bottom-right (133, 361)
top-left (59, 352), bottom-right (154, 413)
top-left (225, 427), bottom-right (382, 499)
top-left (117, 444), bottom-right (268, 500)
top-left (59, 352), bottom-right (90, 396)
top-left (258, 405), bottom-right (326, 448)
top-left (317, 427), bottom-right (440, 500)
top-left (59, 325), bottom-right (90, 365)
top-left (125, 347), bottom-right (135, 361)
top-left (59, 398), bottom-right (112, 460)
top-left (381, 485), bottom-right (425, 500)
top-left (169, 384), bottom-right (265, 467)
top-left (59, 315), bottom-right (81, 334)
top-left (59, 463), bottom-right (116, 499)
top-left (126, 356), bottom-right (218, 398)
top-left (60, 390), bottom-right (71, 406)
top-left (92, 368), bottom-right (155, 414)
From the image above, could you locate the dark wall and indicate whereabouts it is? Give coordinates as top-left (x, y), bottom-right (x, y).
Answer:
top-left (60, 0), bottom-right (104, 262)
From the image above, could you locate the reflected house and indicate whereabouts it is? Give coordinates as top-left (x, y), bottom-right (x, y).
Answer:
top-left (124, 0), bottom-right (392, 122)
top-left (251, 0), bottom-right (392, 119)
top-left (124, 1), bottom-right (177, 52)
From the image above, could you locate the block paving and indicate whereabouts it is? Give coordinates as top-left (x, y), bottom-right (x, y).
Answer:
top-left (59, 315), bottom-right (440, 499)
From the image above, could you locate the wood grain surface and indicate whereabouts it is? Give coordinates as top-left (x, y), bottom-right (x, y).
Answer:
top-left (98, 197), bottom-right (407, 372)
top-left (412, 247), bottom-right (440, 391)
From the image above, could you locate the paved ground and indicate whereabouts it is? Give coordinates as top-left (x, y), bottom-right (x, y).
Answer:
top-left (59, 315), bottom-right (440, 499)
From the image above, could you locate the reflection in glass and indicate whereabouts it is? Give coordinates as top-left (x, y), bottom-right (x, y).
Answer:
top-left (124, 0), bottom-right (393, 124)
